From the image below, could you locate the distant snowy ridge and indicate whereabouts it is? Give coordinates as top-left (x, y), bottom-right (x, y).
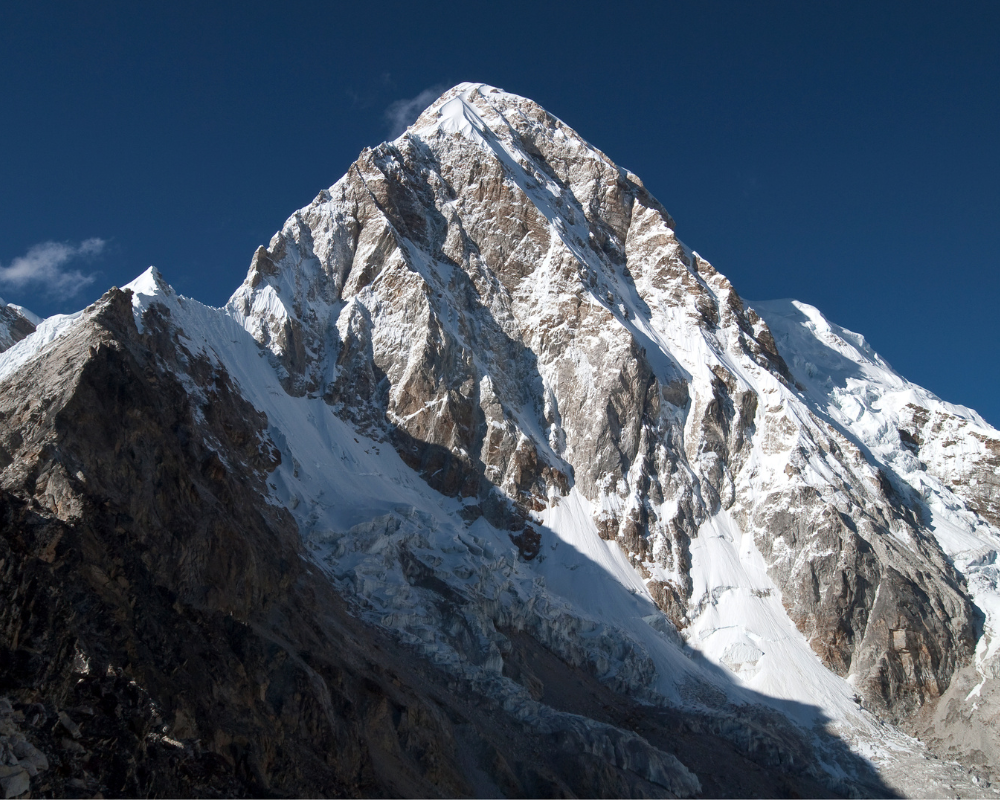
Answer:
top-left (754, 298), bottom-right (1000, 683)
top-left (0, 296), bottom-right (39, 354)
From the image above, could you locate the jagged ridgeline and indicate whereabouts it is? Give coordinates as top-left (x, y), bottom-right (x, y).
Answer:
top-left (1, 83), bottom-right (998, 798)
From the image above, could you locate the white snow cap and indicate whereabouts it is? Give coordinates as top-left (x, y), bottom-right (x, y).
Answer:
top-left (122, 266), bottom-right (177, 332)
top-left (0, 293), bottom-right (43, 326)
top-left (124, 266), bottom-right (173, 299)
top-left (406, 83), bottom-right (523, 139)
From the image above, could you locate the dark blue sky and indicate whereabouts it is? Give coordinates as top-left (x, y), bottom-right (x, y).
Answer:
top-left (2, 2), bottom-right (998, 423)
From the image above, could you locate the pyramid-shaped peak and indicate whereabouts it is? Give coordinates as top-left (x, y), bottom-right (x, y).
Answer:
top-left (393, 82), bottom-right (639, 201)
top-left (409, 83), bottom-right (520, 125)
top-left (124, 266), bottom-right (174, 298)
top-left (404, 83), bottom-right (571, 143)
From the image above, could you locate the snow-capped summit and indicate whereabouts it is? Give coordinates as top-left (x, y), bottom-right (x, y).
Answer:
top-left (221, 83), bottom-right (1000, 790)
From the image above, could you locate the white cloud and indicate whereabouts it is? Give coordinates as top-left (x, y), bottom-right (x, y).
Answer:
top-left (0, 238), bottom-right (105, 299)
top-left (384, 85), bottom-right (447, 138)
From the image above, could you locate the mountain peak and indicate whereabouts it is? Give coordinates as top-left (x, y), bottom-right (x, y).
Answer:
top-left (123, 265), bottom-right (171, 297)
top-left (407, 83), bottom-right (521, 135)
top-left (2, 86), bottom-right (997, 798)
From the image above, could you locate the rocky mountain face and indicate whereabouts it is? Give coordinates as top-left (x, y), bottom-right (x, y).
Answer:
top-left (1, 83), bottom-right (998, 798)
top-left (228, 84), bottom-right (978, 723)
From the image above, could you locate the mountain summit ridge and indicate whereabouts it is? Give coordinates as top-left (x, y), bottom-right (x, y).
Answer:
top-left (0, 83), bottom-right (997, 797)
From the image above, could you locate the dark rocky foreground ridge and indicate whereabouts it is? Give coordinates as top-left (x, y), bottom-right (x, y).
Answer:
top-left (1, 83), bottom-right (999, 798)
top-left (0, 289), bottom-right (891, 798)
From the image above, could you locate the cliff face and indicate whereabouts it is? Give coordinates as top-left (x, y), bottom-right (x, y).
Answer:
top-left (1, 83), bottom-right (998, 798)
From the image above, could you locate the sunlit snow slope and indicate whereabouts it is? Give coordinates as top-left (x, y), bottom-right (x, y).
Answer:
top-left (755, 299), bottom-right (1000, 694)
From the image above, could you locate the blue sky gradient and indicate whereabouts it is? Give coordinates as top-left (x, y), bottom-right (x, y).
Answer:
top-left (1, 1), bottom-right (997, 422)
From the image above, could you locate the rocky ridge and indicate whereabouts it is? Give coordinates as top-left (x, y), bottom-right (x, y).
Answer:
top-left (0, 299), bottom-right (36, 355)
top-left (0, 287), bottom-right (718, 797)
top-left (755, 298), bottom-right (1000, 774)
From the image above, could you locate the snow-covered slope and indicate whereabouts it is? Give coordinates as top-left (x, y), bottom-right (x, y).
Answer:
top-left (755, 299), bottom-right (1000, 770)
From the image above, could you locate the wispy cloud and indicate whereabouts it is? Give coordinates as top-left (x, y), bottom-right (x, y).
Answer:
top-left (0, 238), bottom-right (105, 299)
top-left (385, 85), bottom-right (447, 138)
